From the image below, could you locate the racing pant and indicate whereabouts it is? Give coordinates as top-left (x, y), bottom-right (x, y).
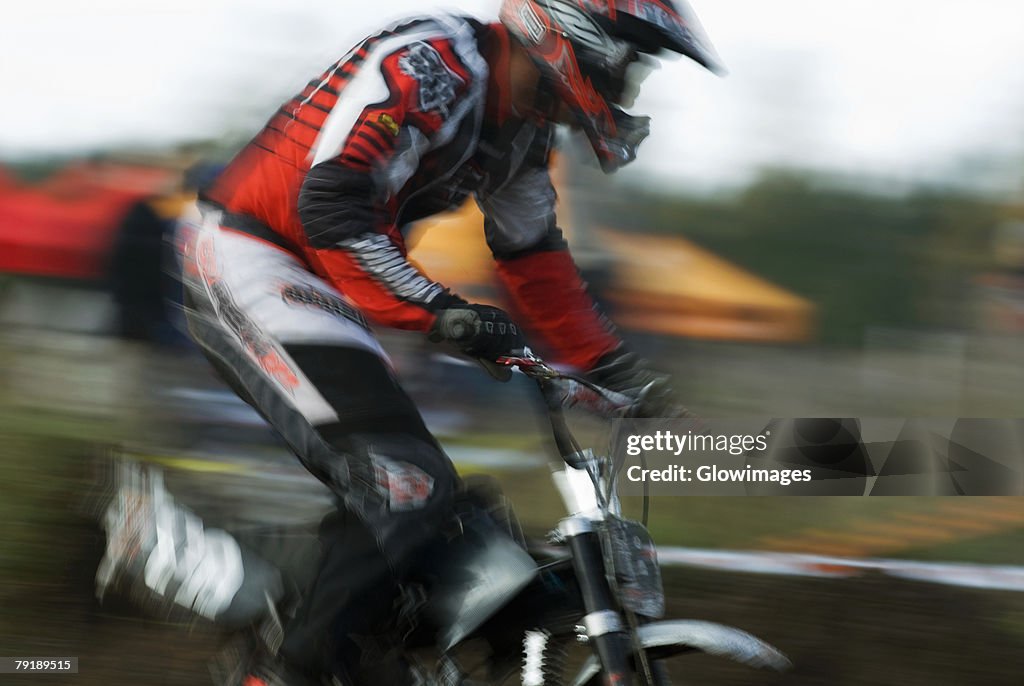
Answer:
top-left (179, 208), bottom-right (459, 677)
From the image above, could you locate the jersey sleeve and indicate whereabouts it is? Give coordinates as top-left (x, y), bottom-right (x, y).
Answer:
top-left (299, 36), bottom-right (475, 331)
top-left (478, 158), bottom-right (621, 370)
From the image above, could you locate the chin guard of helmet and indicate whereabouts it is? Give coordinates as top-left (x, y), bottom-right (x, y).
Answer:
top-left (590, 107), bottom-right (652, 173)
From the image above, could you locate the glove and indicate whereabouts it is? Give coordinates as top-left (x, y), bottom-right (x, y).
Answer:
top-left (429, 305), bottom-right (526, 380)
top-left (587, 348), bottom-right (690, 418)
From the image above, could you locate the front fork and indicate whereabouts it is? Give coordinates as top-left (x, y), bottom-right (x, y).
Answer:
top-left (562, 516), bottom-right (634, 686)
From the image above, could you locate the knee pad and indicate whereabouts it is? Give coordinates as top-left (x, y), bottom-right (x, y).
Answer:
top-left (328, 431), bottom-right (458, 516)
top-left (319, 431), bottom-right (460, 572)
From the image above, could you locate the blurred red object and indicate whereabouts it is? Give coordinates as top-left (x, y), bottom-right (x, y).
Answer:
top-left (0, 162), bottom-right (175, 280)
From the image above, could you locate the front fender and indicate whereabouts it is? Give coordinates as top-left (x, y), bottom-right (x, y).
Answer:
top-left (570, 619), bottom-right (791, 686)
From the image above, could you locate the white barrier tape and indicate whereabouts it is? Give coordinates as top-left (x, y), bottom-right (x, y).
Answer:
top-left (654, 546), bottom-right (1024, 592)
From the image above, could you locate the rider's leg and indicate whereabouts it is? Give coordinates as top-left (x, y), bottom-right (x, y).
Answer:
top-left (181, 216), bottom-right (459, 681)
top-left (281, 507), bottom-right (409, 683)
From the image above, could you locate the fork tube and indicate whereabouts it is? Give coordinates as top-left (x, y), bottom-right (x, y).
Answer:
top-left (560, 517), bottom-right (633, 686)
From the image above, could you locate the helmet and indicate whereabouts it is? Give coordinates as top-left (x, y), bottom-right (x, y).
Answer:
top-left (500, 0), bottom-right (725, 172)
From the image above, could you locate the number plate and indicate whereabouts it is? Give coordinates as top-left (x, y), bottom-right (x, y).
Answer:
top-left (604, 516), bottom-right (665, 618)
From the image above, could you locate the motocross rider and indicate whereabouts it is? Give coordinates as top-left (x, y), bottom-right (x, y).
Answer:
top-left (165, 1), bottom-right (721, 684)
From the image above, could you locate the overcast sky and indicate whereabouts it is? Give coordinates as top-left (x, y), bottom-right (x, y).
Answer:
top-left (3, 0), bottom-right (1024, 192)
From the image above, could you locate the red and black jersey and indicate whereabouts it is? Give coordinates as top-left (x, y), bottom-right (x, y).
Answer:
top-left (205, 14), bottom-right (619, 369)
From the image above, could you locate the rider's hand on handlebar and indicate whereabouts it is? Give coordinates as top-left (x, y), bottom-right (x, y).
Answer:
top-left (429, 304), bottom-right (526, 381)
top-left (587, 347), bottom-right (690, 418)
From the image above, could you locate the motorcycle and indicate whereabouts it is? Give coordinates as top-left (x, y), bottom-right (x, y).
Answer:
top-left (375, 352), bottom-right (791, 686)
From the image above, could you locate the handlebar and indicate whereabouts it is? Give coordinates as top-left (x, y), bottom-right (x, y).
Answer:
top-left (494, 351), bottom-right (635, 418)
top-left (493, 351), bottom-right (633, 471)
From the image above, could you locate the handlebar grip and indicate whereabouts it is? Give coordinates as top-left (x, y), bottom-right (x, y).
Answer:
top-left (432, 310), bottom-right (516, 381)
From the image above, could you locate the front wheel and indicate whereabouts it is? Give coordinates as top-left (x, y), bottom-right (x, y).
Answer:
top-left (522, 629), bottom-right (571, 686)
top-left (521, 628), bottom-right (672, 686)
top-left (569, 619), bottom-right (791, 686)
top-left (524, 622), bottom-right (786, 686)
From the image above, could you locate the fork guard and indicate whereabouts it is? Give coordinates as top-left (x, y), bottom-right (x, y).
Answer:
top-left (569, 619), bottom-right (791, 686)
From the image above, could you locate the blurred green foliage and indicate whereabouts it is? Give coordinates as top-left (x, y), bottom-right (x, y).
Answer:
top-left (594, 171), bottom-right (1005, 344)
top-left (4, 157), bottom-right (68, 182)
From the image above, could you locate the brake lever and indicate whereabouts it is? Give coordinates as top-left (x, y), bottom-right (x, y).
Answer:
top-left (495, 351), bottom-right (559, 379)
top-left (477, 358), bottom-right (513, 382)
